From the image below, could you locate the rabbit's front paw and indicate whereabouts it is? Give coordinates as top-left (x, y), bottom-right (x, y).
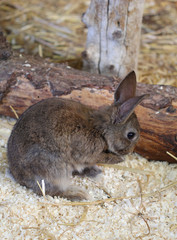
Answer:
top-left (98, 152), bottom-right (124, 164)
top-left (73, 165), bottom-right (102, 178)
top-left (82, 165), bottom-right (102, 177)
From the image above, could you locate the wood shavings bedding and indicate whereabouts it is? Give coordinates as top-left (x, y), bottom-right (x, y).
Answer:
top-left (0, 116), bottom-right (177, 239)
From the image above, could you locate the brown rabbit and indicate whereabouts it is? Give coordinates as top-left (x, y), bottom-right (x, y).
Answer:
top-left (7, 71), bottom-right (147, 200)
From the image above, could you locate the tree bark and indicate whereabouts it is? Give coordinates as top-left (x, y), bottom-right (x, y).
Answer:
top-left (0, 52), bottom-right (177, 163)
top-left (0, 28), bottom-right (12, 60)
top-left (82, 0), bottom-right (145, 79)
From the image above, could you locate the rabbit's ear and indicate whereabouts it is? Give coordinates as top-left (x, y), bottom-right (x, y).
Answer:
top-left (114, 71), bottom-right (136, 104)
top-left (113, 94), bottom-right (148, 124)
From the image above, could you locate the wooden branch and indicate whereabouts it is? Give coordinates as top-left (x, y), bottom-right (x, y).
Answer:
top-left (0, 51), bottom-right (177, 163)
top-left (82, 0), bottom-right (145, 78)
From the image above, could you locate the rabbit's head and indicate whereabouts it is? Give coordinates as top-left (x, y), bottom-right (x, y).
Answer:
top-left (103, 71), bottom-right (147, 156)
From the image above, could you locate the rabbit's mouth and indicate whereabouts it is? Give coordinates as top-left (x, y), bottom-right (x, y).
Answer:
top-left (116, 146), bottom-right (135, 155)
top-left (117, 149), bottom-right (129, 155)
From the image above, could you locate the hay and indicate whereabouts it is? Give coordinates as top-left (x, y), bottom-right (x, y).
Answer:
top-left (0, 0), bottom-right (88, 63)
top-left (97, 163), bottom-right (154, 176)
top-left (0, 0), bottom-right (176, 85)
top-left (138, 0), bottom-right (177, 87)
top-left (10, 106), bottom-right (19, 119)
top-left (167, 151), bottom-right (177, 162)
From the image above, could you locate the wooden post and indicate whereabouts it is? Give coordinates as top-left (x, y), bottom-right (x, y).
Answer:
top-left (82, 0), bottom-right (145, 78)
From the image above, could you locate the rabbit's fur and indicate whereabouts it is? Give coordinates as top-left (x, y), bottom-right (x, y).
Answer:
top-left (7, 71), bottom-right (147, 200)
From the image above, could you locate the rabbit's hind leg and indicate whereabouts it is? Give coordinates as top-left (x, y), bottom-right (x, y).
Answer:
top-left (18, 145), bottom-right (89, 200)
top-left (44, 174), bottom-right (90, 201)
top-left (19, 176), bottom-right (63, 197)
top-left (20, 174), bottom-right (89, 201)
top-left (59, 185), bottom-right (90, 201)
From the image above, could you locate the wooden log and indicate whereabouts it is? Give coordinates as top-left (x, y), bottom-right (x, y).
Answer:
top-left (0, 28), bottom-right (12, 60)
top-left (0, 52), bottom-right (177, 163)
top-left (82, 0), bottom-right (145, 78)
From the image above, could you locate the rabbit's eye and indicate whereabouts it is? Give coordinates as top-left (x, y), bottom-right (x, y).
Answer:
top-left (127, 132), bottom-right (135, 140)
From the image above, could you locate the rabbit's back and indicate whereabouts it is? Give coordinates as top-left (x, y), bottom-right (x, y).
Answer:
top-left (8, 98), bottom-right (105, 169)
